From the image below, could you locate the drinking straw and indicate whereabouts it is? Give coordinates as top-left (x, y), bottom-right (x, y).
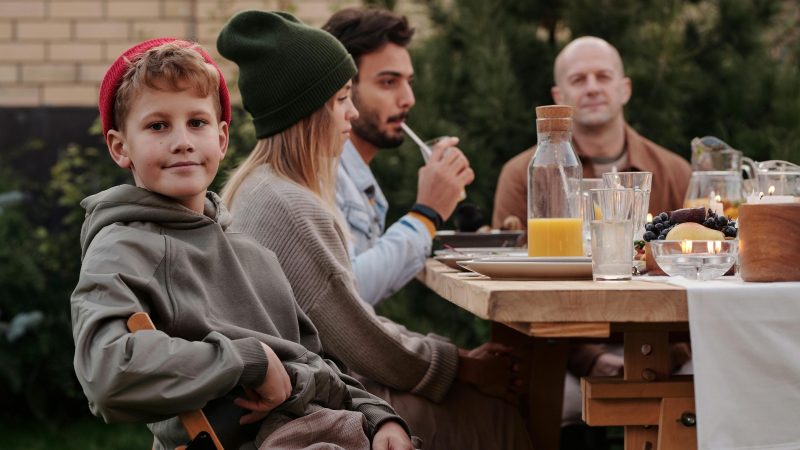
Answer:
top-left (400, 122), bottom-right (433, 162)
top-left (400, 122), bottom-right (467, 200)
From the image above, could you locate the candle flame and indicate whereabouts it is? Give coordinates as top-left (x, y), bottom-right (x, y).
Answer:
top-left (646, 213), bottom-right (653, 223)
top-left (714, 194), bottom-right (721, 202)
top-left (768, 185), bottom-right (776, 196)
top-left (706, 241), bottom-right (723, 254)
top-left (680, 240), bottom-right (693, 254)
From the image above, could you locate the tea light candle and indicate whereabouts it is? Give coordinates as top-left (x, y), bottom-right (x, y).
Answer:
top-left (678, 240), bottom-right (723, 255)
top-left (746, 191), bottom-right (761, 204)
top-left (653, 239), bottom-right (738, 280)
top-left (709, 193), bottom-right (725, 215)
top-left (747, 186), bottom-right (798, 204)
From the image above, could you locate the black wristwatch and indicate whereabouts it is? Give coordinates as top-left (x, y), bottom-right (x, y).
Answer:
top-left (410, 203), bottom-right (443, 229)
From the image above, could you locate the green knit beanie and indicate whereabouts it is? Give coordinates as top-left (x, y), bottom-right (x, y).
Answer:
top-left (217, 11), bottom-right (357, 138)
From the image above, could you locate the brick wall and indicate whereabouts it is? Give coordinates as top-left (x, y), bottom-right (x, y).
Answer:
top-left (0, 0), bottom-right (432, 107)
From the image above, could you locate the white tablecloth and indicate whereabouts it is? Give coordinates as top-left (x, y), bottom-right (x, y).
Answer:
top-left (662, 277), bottom-right (800, 450)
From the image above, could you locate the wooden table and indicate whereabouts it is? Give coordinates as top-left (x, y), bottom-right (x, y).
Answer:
top-left (419, 260), bottom-right (697, 450)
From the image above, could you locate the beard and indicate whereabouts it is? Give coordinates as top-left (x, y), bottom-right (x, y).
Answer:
top-left (351, 93), bottom-right (407, 149)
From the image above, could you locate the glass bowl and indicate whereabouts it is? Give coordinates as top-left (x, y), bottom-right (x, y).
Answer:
top-left (650, 240), bottom-right (738, 281)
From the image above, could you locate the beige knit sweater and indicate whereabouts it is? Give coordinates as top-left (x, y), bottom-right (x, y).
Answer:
top-left (230, 166), bottom-right (459, 403)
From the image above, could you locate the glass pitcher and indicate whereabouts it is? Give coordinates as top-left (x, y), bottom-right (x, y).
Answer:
top-left (683, 136), bottom-right (757, 219)
top-left (527, 106), bottom-right (583, 257)
top-left (756, 160), bottom-right (800, 196)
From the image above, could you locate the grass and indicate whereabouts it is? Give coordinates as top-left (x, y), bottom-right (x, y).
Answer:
top-left (0, 416), bottom-right (625, 450)
top-left (0, 417), bottom-right (152, 450)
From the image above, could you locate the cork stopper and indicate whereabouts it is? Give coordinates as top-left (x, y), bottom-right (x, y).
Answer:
top-left (536, 118), bottom-right (572, 133)
top-left (535, 105), bottom-right (573, 119)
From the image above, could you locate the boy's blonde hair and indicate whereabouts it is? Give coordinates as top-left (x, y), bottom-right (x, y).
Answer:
top-left (113, 42), bottom-right (221, 131)
top-left (222, 99), bottom-right (342, 216)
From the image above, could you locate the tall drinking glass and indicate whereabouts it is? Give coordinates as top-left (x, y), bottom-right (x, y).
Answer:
top-left (580, 178), bottom-right (605, 255)
top-left (602, 171), bottom-right (653, 191)
top-left (589, 188), bottom-right (635, 280)
top-left (602, 172), bottom-right (652, 241)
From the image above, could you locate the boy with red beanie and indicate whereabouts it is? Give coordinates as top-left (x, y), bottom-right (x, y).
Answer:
top-left (71, 38), bottom-right (411, 450)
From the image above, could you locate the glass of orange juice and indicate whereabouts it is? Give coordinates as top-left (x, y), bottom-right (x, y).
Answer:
top-left (527, 217), bottom-right (584, 257)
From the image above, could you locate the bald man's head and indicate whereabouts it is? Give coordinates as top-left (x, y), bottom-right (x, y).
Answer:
top-left (550, 36), bottom-right (631, 128)
top-left (554, 37), bottom-right (625, 84)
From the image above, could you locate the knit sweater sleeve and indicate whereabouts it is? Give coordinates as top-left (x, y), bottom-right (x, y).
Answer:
top-left (231, 175), bottom-right (459, 403)
top-left (335, 364), bottom-right (412, 440)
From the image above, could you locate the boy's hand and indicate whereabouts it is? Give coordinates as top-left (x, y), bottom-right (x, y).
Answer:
top-left (373, 421), bottom-right (413, 450)
top-left (234, 343), bottom-right (292, 424)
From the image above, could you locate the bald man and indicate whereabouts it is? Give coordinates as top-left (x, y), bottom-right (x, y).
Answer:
top-left (492, 36), bottom-right (691, 228)
top-left (491, 37), bottom-right (693, 432)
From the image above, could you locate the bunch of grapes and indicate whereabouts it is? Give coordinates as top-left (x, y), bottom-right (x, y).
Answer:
top-left (642, 209), bottom-right (738, 242)
top-left (702, 213), bottom-right (738, 238)
top-left (643, 212), bottom-right (674, 241)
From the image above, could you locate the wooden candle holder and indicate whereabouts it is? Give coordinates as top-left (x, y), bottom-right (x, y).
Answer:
top-left (644, 242), bottom-right (666, 275)
top-left (739, 203), bottom-right (800, 282)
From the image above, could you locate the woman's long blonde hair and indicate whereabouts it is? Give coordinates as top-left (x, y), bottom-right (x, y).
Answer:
top-left (222, 99), bottom-right (340, 212)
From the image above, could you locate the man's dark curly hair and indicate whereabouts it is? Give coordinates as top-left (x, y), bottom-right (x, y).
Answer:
top-left (323, 7), bottom-right (415, 67)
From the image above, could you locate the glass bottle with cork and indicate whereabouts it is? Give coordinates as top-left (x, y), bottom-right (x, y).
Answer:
top-left (527, 105), bottom-right (584, 256)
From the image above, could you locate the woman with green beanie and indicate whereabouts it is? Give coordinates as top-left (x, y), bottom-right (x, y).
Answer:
top-left (217, 10), bottom-right (413, 450)
top-left (218, 10), bottom-right (531, 450)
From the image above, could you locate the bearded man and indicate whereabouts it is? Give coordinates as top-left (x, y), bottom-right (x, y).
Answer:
top-left (324, 8), bottom-right (474, 305)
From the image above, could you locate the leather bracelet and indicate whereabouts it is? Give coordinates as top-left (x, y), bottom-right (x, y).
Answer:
top-left (410, 203), bottom-right (443, 229)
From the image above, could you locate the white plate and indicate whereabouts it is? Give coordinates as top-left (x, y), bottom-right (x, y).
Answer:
top-left (433, 249), bottom-right (527, 271)
top-left (457, 256), bottom-right (593, 280)
top-left (477, 256), bottom-right (591, 263)
top-left (433, 247), bottom-right (528, 270)
top-left (433, 247), bottom-right (526, 256)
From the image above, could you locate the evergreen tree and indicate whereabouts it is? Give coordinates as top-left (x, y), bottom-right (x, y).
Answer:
top-left (368, 0), bottom-right (799, 345)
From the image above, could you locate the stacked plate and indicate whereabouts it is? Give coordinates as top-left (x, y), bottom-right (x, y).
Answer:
top-left (433, 247), bottom-right (526, 270)
top-left (456, 256), bottom-right (593, 280)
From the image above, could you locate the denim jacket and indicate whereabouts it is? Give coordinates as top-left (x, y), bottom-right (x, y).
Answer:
top-left (335, 141), bottom-right (432, 305)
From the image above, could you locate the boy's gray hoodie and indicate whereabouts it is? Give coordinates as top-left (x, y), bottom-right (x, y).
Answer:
top-left (71, 185), bottom-right (404, 449)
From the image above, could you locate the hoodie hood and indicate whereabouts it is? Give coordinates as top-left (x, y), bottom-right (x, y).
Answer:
top-left (79, 185), bottom-right (231, 259)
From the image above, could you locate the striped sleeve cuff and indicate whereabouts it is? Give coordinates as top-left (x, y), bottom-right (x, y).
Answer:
top-left (232, 337), bottom-right (268, 388)
top-left (406, 212), bottom-right (436, 238)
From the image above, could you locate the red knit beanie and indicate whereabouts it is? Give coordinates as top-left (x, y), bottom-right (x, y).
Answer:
top-left (98, 38), bottom-right (232, 137)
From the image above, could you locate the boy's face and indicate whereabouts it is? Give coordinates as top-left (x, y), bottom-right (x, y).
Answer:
top-left (106, 82), bottom-right (228, 213)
